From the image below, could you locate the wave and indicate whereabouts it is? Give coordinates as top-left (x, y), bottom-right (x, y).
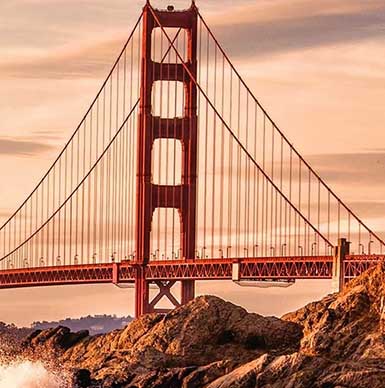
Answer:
top-left (0, 360), bottom-right (70, 388)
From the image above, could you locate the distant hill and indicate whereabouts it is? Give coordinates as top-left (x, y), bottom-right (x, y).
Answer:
top-left (32, 314), bottom-right (133, 335)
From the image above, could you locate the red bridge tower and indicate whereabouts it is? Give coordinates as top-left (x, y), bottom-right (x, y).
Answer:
top-left (135, 2), bottom-right (198, 316)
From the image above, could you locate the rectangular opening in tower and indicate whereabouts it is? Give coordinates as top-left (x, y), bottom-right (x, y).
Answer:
top-left (151, 27), bottom-right (188, 63)
top-left (152, 138), bottom-right (182, 185)
top-left (152, 81), bottom-right (185, 118)
top-left (150, 208), bottom-right (181, 261)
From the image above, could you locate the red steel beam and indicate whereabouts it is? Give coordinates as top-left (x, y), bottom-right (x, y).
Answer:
top-left (144, 257), bottom-right (334, 280)
top-left (344, 254), bottom-right (383, 280)
top-left (0, 263), bottom-right (119, 289)
top-left (1, 255), bottom-right (381, 290)
top-left (0, 256), bottom-right (335, 289)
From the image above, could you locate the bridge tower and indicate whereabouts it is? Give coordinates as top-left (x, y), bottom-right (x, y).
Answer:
top-left (135, 2), bottom-right (198, 317)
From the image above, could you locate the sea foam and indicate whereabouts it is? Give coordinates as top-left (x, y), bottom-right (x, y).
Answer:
top-left (0, 360), bottom-right (69, 388)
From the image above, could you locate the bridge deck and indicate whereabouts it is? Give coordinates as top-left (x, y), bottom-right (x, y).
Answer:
top-left (0, 256), bottom-right (341, 289)
top-left (0, 256), bottom-right (381, 290)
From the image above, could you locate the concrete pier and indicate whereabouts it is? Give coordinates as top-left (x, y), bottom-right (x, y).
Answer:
top-left (332, 238), bottom-right (350, 293)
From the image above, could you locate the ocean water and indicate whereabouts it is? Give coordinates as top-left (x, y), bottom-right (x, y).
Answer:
top-left (0, 360), bottom-right (69, 388)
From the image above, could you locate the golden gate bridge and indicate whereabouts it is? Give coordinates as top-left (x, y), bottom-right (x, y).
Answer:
top-left (0, 1), bottom-right (382, 317)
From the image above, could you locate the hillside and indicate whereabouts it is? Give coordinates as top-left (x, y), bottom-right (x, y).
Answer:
top-left (18, 262), bottom-right (385, 387)
top-left (32, 315), bottom-right (133, 336)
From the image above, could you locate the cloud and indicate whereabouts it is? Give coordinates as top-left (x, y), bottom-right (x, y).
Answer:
top-left (306, 152), bottom-right (385, 187)
top-left (0, 0), bottom-right (139, 48)
top-left (0, 0), bottom-right (144, 80)
top-left (0, 36), bottom-right (129, 80)
top-left (0, 138), bottom-right (55, 156)
top-left (207, 0), bottom-right (385, 59)
top-left (0, 210), bottom-right (11, 219)
top-left (31, 131), bottom-right (62, 141)
top-left (343, 200), bottom-right (385, 220)
top-left (3, 0), bottom-right (385, 81)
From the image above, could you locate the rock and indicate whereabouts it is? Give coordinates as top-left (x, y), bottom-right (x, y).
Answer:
top-left (206, 354), bottom-right (272, 388)
top-left (17, 262), bottom-right (385, 387)
top-left (0, 322), bottom-right (32, 360)
top-left (181, 360), bottom-right (232, 388)
top-left (21, 295), bottom-right (301, 385)
top-left (72, 369), bottom-right (92, 388)
top-left (283, 262), bottom-right (385, 360)
top-left (23, 326), bottom-right (89, 352)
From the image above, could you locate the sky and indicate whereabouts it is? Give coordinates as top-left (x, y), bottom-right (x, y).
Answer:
top-left (1, 0), bottom-right (385, 326)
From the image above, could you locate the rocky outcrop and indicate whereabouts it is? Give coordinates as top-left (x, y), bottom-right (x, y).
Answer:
top-left (22, 295), bottom-right (301, 386)
top-left (206, 261), bottom-right (385, 388)
top-left (24, 326), bottom-right (89, 352)
top-left (18, 262), bottom-right (385, 387)
top-left (282, 262), bottom-right (385, 362)
top-left (0, 322), bottom-right (32, 361)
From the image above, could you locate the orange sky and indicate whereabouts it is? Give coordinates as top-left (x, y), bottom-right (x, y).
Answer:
top-left (1, 0), bottom-right (385, 326)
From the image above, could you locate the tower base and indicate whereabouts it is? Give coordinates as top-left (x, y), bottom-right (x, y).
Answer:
top-left (134, 275), bottom-right (195, 317)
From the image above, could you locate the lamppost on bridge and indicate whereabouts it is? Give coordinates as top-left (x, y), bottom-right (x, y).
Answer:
top-left (201, 247), bottom-right (206, 259)
top-left (311, 242), bottom-right (317, 256)
top-left (244, 248), bottom-right (248, 258)
top-left (218, 248), bottom-right (223, 258)
top-left (359, 243), bottom-right (365, 255)
top-left (298, 246), bottom-right (303, 256)
top-left (368, 240), bottom-right (374, 255)
top-left (270, 246), bottom-right (275, 256)
top-left (227, 246), bottom-right (232, 258)
top-left (253, 245), bottom-right (258, 257)
top-left (281, 243), bottom-right (287, 256)
top-left (56, 256), bottom-right (61, 266)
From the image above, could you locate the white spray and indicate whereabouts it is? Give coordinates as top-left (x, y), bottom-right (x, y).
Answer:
top-left (0, 360), bottom-right (70, 388)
